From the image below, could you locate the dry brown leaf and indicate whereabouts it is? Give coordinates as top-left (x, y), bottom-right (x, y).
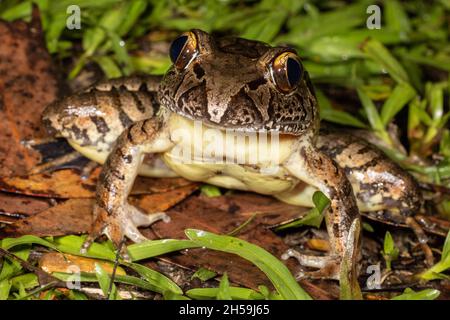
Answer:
top-left (2, 198), bottom-right (93, 237)
top-left (0, 192), bottom-right (52, 225)
top-left (2, 184), bottom-right (197, 237)
top-left (39, 252), bottom-right (125, 275)
top-left (0, 168), bottom-right (196, 198)
top-left (0, 9), bottom-right (61, 178)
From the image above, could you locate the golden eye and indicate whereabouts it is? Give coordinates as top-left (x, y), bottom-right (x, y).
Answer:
top-left (169, 31), bottom-right (198, 70)
top-left (271, 51), bottom-right (303, 93)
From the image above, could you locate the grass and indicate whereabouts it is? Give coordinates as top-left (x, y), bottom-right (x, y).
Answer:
top-left (0, 0), bottom-right (449, 300)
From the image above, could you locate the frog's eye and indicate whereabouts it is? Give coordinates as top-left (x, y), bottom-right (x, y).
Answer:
top-left (169, 32), bottom-right (198, 70)
top-left (271, 52), bottom-right (303, 93)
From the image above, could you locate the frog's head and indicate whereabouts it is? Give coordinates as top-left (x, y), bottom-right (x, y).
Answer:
top-left (159, 29), bottom-right (318, 135)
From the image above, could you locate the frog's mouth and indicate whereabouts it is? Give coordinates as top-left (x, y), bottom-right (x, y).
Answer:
top-left (161, 103), bottom-right (304, 136)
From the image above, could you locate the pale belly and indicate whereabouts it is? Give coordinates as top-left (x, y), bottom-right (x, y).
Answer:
top-left (162, 155), bottom-right (298, 195)
top-left (161, 113), bottom-right (300, 195)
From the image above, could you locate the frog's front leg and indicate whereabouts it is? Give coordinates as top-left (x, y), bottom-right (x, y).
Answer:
top-left (282, 143), bottom-right (361, 281)
top-left (82, 117), bottom-right (174, 257)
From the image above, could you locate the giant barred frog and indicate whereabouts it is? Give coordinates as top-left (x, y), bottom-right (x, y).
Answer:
top-left (42, 29), bottom-right (422, 282)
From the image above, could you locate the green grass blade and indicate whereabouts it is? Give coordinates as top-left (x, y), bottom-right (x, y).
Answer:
top-left (93, 56), bottom-right (123, 79)
top-left (0, 1), bottom-right (31, 21)
top-left (442, 230), bottom-right (450, 261)
top-left (94, 263), bottom-right (120, 300)
top-left (361, 39), bottom-right (410, 84)
top-left (421, 230), bottom-right (450, 280)
top-left (380, 83), bottom-right (416, 126)
top-left (385, 0), bottom-right (411, 37)
top-left (128, 239), bottom-right (199, 261)
top-left (53, 236), bottom-right (116, 260)
top-left (391, 288), bottom-right (440, 300)
top-left (0, 279), bottom-right (12, 300)
top-left (191, 268), bottom-right (217, 282)
top-left (216, 273), bottom-right (231, 300)
top-left (317, 89), bottom-right (367, 128)
top-left (1, 236), bottom-right (58, 251)
top-left (185, 229), bottom-right (311, 300)
top-left (54, 271), bottom-right (171, 295)
top-left (275, 191), bottom-right (329, 231)
top-left (126, 262), bottom-right (182, 294)
top-left (200, 184), bottom-right (222, 197)
top-left (187, 287), bottom-right (265, 300)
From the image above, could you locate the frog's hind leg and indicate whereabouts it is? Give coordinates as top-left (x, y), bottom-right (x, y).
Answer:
top-left (22, 137), bottom-right (94, 175)
top-left (317, 130), bottom-right (434, 265)
top-left (405, 217), bottom-right (434, 266)
top-left (317, 130), bottom-right (423, 217)
top-left (283, 143), bottom-right (362, 296)
top-left (28, 151), bottom-right (82, 175)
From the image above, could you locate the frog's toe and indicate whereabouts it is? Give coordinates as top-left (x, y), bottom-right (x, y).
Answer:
top-left (127, 204), bottom-right (170, 227)
top-left (282, 249), bottom-right (340, 280)
top-left (81, 206), bottom-right (118, 254)
top-left (121, 218), bottom-right (149, 244)
top-left (82, 204), bottom-right (170, 258)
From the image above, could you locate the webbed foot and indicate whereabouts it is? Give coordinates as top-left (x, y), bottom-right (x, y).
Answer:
top-left (282, 249), bottom-right (340, 280)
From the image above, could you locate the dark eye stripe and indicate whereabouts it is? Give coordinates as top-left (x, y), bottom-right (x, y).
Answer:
top-left (169, 35), bottom-right (188, 64)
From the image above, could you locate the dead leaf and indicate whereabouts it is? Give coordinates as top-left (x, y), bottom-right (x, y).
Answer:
top-left (131, 184), bottom-right (199, 212)
top-left (2, 199), bottom-right (93, 237)
top-left (200, 192), bottom-right (306, 227)
top-left (0, 192), bottom-right (52, 225)
top-left (39, 252), bottom-right (125, 275)
top-left (0, 9), bottom-right (61, 177)
top-left (2, 184), bottom-right (197, 237)
top-left (0, 168), bottom-right (196, 198)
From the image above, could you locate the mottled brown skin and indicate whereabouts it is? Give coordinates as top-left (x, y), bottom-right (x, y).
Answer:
top-left (42, 30), bottom-right (423, 284)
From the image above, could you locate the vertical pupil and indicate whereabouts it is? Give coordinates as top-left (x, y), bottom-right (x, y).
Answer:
top-left (170, 35), bottom-right (188, 63)
top-left (286, 57), bottom-right (301, 87)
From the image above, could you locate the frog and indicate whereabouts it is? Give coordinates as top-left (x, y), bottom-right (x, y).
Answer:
top-left (42, 29), bottom-right (423, 283)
